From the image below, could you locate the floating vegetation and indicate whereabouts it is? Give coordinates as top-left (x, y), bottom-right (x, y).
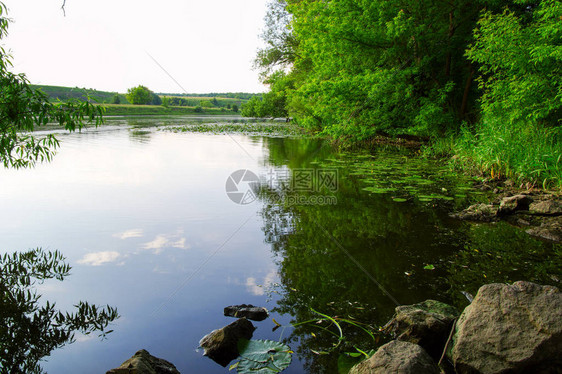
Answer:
top-left (233, 339), bottom-right (293, 374)
top-left (161, 122), bottom-right (307, 137)
top-left (321, 147), bottom-right (488, 206)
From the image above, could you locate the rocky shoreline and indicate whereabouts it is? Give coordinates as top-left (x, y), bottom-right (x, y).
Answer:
top-left (351, 281), bottom-right (562, 374)
top-left (451, 188), bottom-right (562, 243)
top-left (106, 282), bottom-right (562, 374)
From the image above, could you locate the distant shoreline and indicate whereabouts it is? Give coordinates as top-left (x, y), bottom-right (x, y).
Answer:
top-left (100, 104), bottom-right (240, 116)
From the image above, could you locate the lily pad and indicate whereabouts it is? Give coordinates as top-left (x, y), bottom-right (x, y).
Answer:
top-left (362, 186), bottom-right (396, 194)
top-left (237, 339), bottom-right (292, 374)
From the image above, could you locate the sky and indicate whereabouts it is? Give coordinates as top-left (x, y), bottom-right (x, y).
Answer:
top-left (2, 0), bottom-right (269, 94)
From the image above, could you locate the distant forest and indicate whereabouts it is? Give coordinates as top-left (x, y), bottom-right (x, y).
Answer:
top-left (31, 85), bottom-right (261, 105)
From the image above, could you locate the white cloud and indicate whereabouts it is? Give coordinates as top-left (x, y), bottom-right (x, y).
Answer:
top-left (170, 237), bottom-right (186, 249)
top-left (78, 251), bottom-right (121, 266)
top-left (246, 269), bottom-right (278, 296)
top-left (141, 231), bottom-right (189, 254)
top-left (113, 228), bottom-right (144, 240)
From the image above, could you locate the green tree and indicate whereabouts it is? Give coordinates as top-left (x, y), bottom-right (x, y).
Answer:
top-left (111, 94), bottom-right (121, 104)
top-left (466, 1), bottom-right (561, 127)
top-left (454, 0), bottom-right (562, 187)
top-left (1, 248), bottom-right (119, 374)
top-left (161, 96), bottom-right (170, 108)
top-left (232, 104), bottom-right (239, 113)
top-left (151, 93), bottom-right (162, 106)
top-left (256, 0), bottom-right (549, 141)
top-left (0, 3), bottom-right (103, 169)
top-left (125, 85), bottom-right (153, 105)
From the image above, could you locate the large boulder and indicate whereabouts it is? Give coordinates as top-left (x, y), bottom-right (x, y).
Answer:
top-left (450, 281), bottom-right (562, 373)
top-left (106, 349), bottom-right (180, 374)
top-left (349, 340), bottom-right (440, 374)
top-left (386, 299), bottom-right (458, 360)
top-left (199, 318), bottom-right (255, 367)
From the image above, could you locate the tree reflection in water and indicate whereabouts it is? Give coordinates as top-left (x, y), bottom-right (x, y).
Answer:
top-left (257, 137), bottom-right (562, 373)
top-left (0, 248), bottom-right (119, 374)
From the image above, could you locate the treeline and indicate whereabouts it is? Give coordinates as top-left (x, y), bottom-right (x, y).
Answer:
top-left (248, 0), bottom-right (561, 188)
top-left (159, 92), bottom-right (260, 100)
top-left (31, 85), bottom-right (128, 104)
top-left (32, 84), bottom-right (251, 110)
top-left (165, 96), bottom-right (241, 111)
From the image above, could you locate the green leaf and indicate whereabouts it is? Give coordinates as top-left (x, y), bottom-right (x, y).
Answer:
top-left (237, 339), bottom-right (292, 374)
top-left (423, 264), bottom-right (435, 270)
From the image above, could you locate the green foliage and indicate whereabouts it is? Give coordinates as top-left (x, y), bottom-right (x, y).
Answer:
top-left (31, 85), bottom-right (126, 104)
top-left (111, 94), bottom-right (121, 104)
top-left (452, 121), bottom-right (562, 188)
top-left (242, 71), bottom-right (293, 119)
top-left (126, 85), bottom-right (155, 105)
top-left (151, 93), bottom-right (162, 106)
top-left (0, 3), bottom-right (103, 169)
top-left (257, 0), bottom-right (489, 140)
top-left (450, 0), bottom-right (562, 188)
top-left (466, 1), bottom-right (561, 128)
top-left (0, 248), bottom-right (119, 374)
top-left (235, 339), bottom-right (292, 374)
top-left (255, 0), bottom-right (561, 189)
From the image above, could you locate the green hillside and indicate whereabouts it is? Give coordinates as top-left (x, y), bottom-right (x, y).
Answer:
top-left (31, 85), bottom-right (127, 104)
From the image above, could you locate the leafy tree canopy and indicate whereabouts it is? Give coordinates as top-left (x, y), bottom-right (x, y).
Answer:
top-left (256, 0), bottom-right (560, 144)
top-left (126, 85), bottom-right (157, 105)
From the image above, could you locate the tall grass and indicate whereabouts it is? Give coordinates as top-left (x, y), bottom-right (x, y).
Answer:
top-left (425, 121), bottom-right (562, 190)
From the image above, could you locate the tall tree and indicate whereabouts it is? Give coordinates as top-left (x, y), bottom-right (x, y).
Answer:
top-left (126, 85), bottom-right (154, 105)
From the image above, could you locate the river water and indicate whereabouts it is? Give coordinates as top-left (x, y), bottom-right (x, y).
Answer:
top-left (0, 116), bottom-right (559, 373)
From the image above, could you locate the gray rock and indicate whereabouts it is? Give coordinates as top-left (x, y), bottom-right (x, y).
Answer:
top-left (529, 200), bottom-right (562, 216)
top-left (349, 340), bottom-right (440, 374)
top-left (224, 304), bottom-right (269, 321)
top-left (386, 299), bottom-right (458, 360)
top-left (106, 349), bottom-right (179, 374)
top-left (498, 194), bottom-right (533, 216)
top-left (450, 281), bottom-right (562, 374)
top-left (526, 216), bottom-right (562, 242)
top-left (450, 203), bottom-right (499, 221)
top-left (199, 318), bottom-right (255, 367)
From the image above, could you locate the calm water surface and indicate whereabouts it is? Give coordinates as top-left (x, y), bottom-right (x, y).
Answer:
top-left (1, 117), bottom-right (559, 373)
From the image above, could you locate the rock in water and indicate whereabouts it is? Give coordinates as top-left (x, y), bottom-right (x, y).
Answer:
top-left (529, 200), bottom-right (562, 216)
top-left (451, 281), bottom-right (562, 373)
top-left (106, 349), bottom-right (180, 374)
top-left (199, 318), bottom-right (255, 367)
top-left (386, 299), bottom-right (458, 360)
top-left (224, 304), bottom-right (269, 321)
top-left (349, 340), bottom-right (440, 374)
top-left (450, 203), bottom-right (499, 221)
top-left (498, 194), bottom-right (533, 216)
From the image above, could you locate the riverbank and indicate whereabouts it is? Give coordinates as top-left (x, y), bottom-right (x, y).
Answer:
top-left (100, 104), bottom-right (239, 116)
